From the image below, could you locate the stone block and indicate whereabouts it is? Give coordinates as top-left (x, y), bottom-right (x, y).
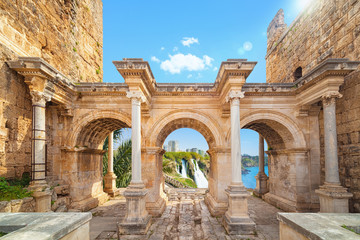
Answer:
top-left (54, 184), bottom-right (70, 195)
top-left (0, 201), bottom-right (11, 212)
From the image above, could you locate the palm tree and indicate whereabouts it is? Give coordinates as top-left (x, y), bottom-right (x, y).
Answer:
top-left (113, 139), bottom-right (132, 187)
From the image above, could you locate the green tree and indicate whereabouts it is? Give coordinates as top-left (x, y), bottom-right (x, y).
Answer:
top-left (113, 139), bottom-right (132, 188)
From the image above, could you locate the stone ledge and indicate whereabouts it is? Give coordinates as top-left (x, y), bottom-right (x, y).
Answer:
top-left (0, 212), bottom-right (91, 240)
top-left (278, 213), bottom-right (360, 240)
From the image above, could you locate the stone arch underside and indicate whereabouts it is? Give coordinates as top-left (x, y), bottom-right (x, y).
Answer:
top-left (156, 118), bottom-right (215, 149)
top-left (67, 110), bottom-right (132, 149)
top-left (76, 118), bottom-right (129, 149)
top-left (239, 111), bottom-right (306, 150)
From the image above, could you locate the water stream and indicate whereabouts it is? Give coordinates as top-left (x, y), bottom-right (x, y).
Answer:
top-left (181, 159), bottom-right (188, 178)
top-left (193, 159), bottom-right (208, 188)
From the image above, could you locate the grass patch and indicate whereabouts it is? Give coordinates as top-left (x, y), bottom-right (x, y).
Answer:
top-left (0, 176), bottom-right (32, 201)
top-left (341, 225), bottom-right (360, 235)
top-left (173, 177), bottom-right (197, 188)
top-left (0, 232), bottom-right (7, 237)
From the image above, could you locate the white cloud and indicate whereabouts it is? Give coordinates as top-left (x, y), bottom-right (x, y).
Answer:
top-left (187, 74), bottom-right (193, 79)
top-left (181, 37), bottom-right (199, 47)
top-left (151, 56), bottom-right (160, 63)
top-left (161, 47), bottom-right (165, 51)
top-left (173, 46), bottom-right (178, 52)
top-left (213, 67), bottom-right (218, 71)
top-left (160, 53), bottom-right (214, 74)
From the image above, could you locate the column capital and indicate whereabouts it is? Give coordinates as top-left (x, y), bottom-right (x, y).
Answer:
top-left (30, 90), bottom-right (51, 107)
top-left (226, 90), bottom-right (245, 103)
top-left (321, 91), bottom-right (342, 106)
top-left (126, 91), bottom-right (146, 103)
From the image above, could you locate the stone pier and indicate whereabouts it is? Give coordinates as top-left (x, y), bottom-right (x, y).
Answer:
top-left (104, 132), bottom-right (118, 196)
top-left (118, 91), bottom-right (151, 235)
top-left (315, 91), bottom-right (353, 213)
top-left (28, 88), bottom-right (52, 212)
top-left (223, 90), bottom-right (256, 235)
top-left (254, 135), bottom-right (269, 197)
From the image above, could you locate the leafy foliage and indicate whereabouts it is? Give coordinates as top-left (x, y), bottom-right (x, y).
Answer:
top-left (113, 140), bottom-right (132, 188)
top-left (0, 177), bottom-right (32, 201)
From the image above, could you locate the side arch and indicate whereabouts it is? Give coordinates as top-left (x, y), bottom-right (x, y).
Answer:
top-left (146, 109), bottom-right (225, 149)
top-left (66, 109), bottom-right (132, 148)
top-left (225, 110), bottom-right (306, 150)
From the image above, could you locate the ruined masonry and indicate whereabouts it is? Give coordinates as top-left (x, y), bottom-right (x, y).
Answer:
top-left (0, 0), bottom-right (360, 237)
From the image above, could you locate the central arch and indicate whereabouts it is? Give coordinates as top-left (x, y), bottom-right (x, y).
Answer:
top-left (143, 110), bottom-right (229, 216)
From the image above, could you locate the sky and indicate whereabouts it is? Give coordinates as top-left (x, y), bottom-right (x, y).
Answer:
top-left (104, 0), bottom-right (308, 155)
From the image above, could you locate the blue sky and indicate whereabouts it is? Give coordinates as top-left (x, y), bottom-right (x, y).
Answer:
top-left (105, 1), bottom-right (307, 155)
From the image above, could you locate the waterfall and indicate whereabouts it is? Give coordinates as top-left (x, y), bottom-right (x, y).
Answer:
top-left (181, 159), bottom-right (188, 178)
top-left (193, 159), bottom-right (208, 188)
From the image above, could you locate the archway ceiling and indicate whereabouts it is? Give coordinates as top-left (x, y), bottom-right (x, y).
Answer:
top-left (243, 119), bottom-right (294, 150)
top-left (77, 118), bottom-right (129, 148)
top-left (156, 118), bottom-right (215, 149)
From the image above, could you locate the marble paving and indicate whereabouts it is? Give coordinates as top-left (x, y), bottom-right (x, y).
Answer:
top-left (90, 194), bottom-right (281, 240)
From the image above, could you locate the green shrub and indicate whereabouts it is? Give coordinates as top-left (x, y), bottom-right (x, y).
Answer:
top-left (0, 177), bottom-right (32, 201)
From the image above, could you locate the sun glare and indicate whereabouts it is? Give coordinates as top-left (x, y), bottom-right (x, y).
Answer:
top-left (297, 0), bottom-right (312, 10)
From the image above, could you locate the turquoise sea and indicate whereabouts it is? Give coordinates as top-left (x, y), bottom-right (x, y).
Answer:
top-left (242, 166), bottom-right (269, 189)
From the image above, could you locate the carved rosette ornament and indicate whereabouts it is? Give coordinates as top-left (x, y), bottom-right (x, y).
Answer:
top-left (321, 91), bottom-right (342, 107)
top-left (30, 90), bottom-right (51, 107)
top-left (226, 90), bottom-right (245, 103)
top-left (126, 91), bottom-right (146, 104)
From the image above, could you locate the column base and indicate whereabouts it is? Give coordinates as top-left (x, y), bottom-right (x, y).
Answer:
top-left (118, 183), bottom-right (152, 235)
top-left (223, 185), bottom-right (256, 235)
top-left (104, 172), bottom-right (118, 197)
top-left (204, 192), bottom-right (228, 216)
top-left (28, 180), bottom-right (52, 212)
top-left (315, 184), bottom-right (353, 213)
top-left (253, 172), bottom-right (268, 197)
top-left (146, 196), bottom-right (166, 217)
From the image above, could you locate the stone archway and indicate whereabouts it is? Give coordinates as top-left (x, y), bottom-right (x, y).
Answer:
top-left (236, 111), bottom-right (317, 212)
top-left (60, 110), bottom-right (132, 211)
top-left (143, 110), bottom-right (229, 216)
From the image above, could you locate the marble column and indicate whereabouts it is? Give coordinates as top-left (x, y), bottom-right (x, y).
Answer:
top-left (119, 91), bottom-right (151, 235)
top-left (223, 90), bottom-right (255, 235)
top-left (29, 90), bottom-right (52, 212)
top-left (315, 91), bottom-right (352, 213)
top-left (254, 135), bottom-right (268, 197)
top-left (104, 132), bottom-right (117, 196)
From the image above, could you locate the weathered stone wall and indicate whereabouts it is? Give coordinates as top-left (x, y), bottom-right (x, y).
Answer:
top-left (266, 0), bottom-right (360, 83)
top-left (266, 0), bottom-right (360, 212)
top-left (0, 0), bottom-right (103, 82)
top-left (0, 0), bottom-right (103, 179)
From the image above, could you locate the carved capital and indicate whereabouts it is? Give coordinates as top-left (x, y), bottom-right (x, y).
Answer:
top-left (321, 91), bottom-right (342, 107)
top-left (126, 91), bottom-right (146, 104)
top-left (30, 90), bottom-right (51, 107)
top-left (226, 90), bottom-right (245, 103)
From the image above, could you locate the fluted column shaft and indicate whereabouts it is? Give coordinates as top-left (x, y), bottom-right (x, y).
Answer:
top-left (108, 132), bottom-right (114, 173)
top-left (322, 92), bottom-right (341, 185)
top-left (226, 91), bottom-right (245, 185)
top-left (30, 91), bottom-right (51, 184)
top-left (259, 135), bottom-right (265, 174)
top-left (127, 91), bottom-right (146, 184)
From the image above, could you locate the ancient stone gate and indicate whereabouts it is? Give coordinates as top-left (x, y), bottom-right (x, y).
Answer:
top-left (7, 57), bottom-right (359, 234)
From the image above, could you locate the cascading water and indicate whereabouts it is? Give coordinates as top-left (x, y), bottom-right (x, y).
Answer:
top-left (193, 159), bottom-right (208, 188)
top-left (181, 159), bottom-right (188, 178)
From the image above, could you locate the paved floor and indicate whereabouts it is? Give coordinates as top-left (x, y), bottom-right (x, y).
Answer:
top-left (90, 194), bottom-right (281, 240)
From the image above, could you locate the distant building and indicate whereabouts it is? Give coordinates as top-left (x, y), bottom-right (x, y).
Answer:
top-left (198, 149), bottom-right (204, 156)
top-left (186, 149), bottom-right (191, 152)
top-left (168, 140), bottom-right (179, 152)
top-left (191, 148), bottom-right (198, 153)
